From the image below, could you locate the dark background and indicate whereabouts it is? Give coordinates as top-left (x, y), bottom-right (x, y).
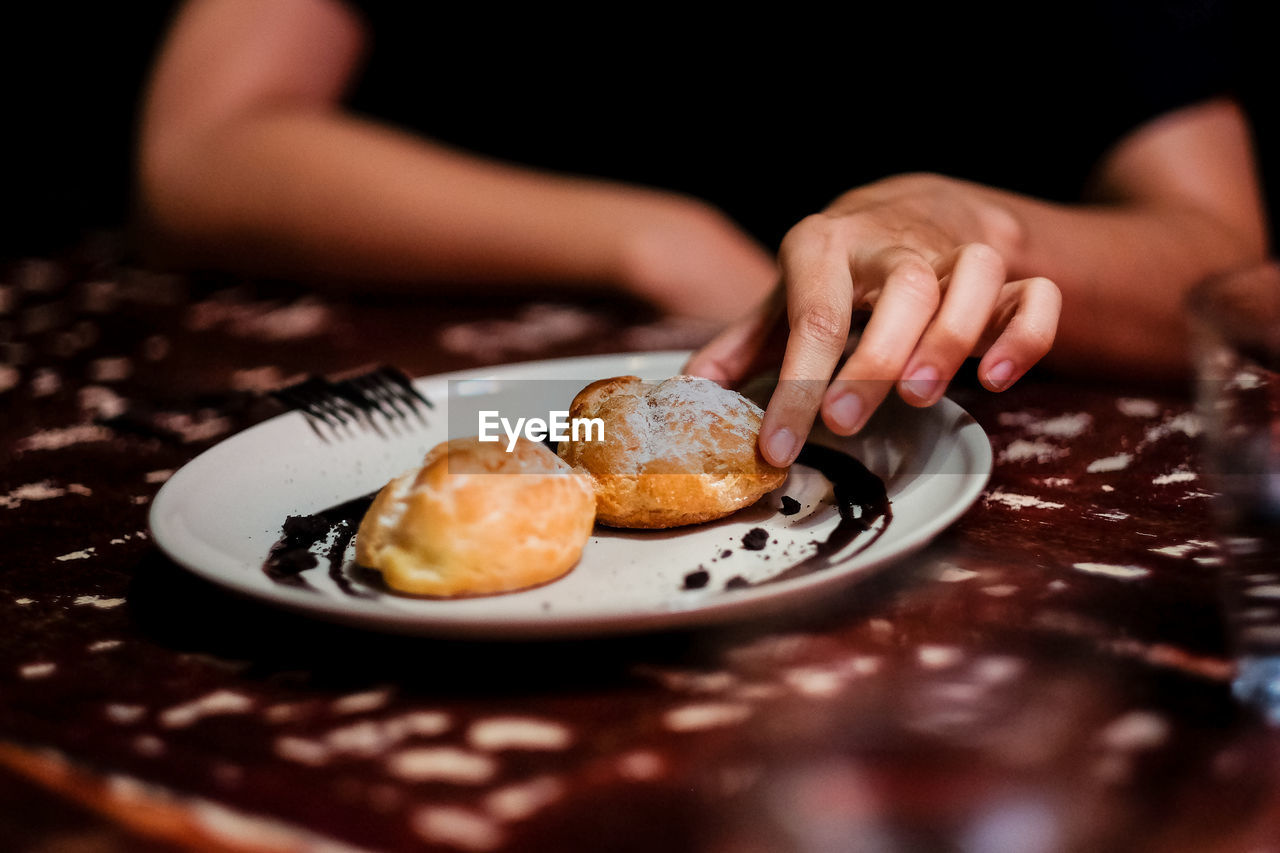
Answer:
top-left (3, 4), bottom-right (179, 257)
top-left (2, 2), bottom-right (1276, 262)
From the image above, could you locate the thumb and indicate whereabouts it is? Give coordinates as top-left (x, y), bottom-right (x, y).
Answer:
top-left (681, 287), bottom-right (786, 387)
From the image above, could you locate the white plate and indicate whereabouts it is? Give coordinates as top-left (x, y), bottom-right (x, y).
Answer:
top-left (149, 351), bottom-right (992, 638)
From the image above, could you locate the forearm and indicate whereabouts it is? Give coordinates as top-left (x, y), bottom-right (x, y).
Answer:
top-left (845, 97), bottom-right (1268, 379)
top-left (819, 97), bottom-right (1268, 379)
top-left (993, 97), bottom-right (1268, 377)
top-left (138, 109), bottom-right (679, 290)
top-left (135, 0), bottom-right (769, 308)
top-left (690, 101), bottom-right (1266, 461)
top-left (994, 191), bottom-right (1264, 376)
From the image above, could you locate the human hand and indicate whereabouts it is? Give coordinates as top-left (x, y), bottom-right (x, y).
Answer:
top-left (683, 173), bottom-right (1061, 466)
top-left (614, 192), bottom-right (777, 323)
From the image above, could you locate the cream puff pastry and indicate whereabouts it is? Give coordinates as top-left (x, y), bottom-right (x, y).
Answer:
top-left (356, 436), bottom-right (596, 596)
top-left (558, 375), bottom-right (789, 528)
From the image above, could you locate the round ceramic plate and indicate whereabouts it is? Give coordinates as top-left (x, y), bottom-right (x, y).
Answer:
top-left (149, 351), bottom-right (992, 638)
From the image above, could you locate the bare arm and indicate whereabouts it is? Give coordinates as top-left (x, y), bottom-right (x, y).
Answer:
top-left (686, 97), bottom-right (1269, 465)
top-left (1020, 97), bottom-right (1269, 374)
top-left (136, 0), bottom-right (775, 320)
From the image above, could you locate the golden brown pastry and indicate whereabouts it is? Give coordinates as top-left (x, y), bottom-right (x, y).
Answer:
top-left (558, 375), bottom-right (789, 528)
top-left (355, 436), bottom-right (596, 596)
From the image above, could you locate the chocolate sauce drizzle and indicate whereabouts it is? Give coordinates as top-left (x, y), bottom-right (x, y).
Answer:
top-left (260, 444), bottom-right (890, 598)
top-left (740, 443), bottom-right (892, 588)
top-left (263, 493), bottom-right (377, 597)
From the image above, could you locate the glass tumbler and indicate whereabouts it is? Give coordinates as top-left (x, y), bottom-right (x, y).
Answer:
top-left (1187, 260), bottom-right (1280, 721)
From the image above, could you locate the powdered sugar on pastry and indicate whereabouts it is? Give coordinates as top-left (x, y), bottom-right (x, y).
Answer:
top-left (560, 375), bottom-right (788, 528)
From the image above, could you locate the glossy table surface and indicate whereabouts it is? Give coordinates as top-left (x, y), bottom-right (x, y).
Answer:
top-left (2, 236), bottom-right (1278, 853)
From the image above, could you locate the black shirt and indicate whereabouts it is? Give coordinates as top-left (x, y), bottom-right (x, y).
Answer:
top-left (345, 1), bottom-right (1240, 250)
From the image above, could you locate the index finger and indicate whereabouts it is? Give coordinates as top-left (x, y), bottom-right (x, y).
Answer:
top-left (757, 216), bottom-right (855, 466)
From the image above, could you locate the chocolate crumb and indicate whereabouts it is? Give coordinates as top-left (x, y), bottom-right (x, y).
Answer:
top-left (779, 496), bottom-right (802, 515)
top-left (280, 514), bottom-right (330, 546)
top-left (265, 548), bottom-right (317, 579)
top-left (741, 528), bottom-right (769, 551)
top-left (720, 550), bottom-right (733, 559)
top-left (725, 576), bottom-right (751, 590)
top-left (264, 513), bottom-right (329, 578)
top-left (682, 569), bottom-right (711, 590)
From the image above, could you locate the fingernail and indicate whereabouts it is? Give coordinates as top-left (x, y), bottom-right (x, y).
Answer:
top-left (827, 392), bottom-right (864, 434)
top-left (764, 427), bottom-right (797, 466)
top-left (903, 365), bottom-right (940, 401)
top-left (986, 359), bottom-right (1015, 389)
